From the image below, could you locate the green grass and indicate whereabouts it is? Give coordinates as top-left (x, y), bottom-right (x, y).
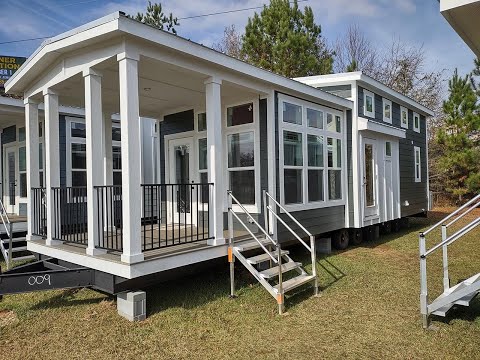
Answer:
top-left (1, 209), bottom-right (480, 359)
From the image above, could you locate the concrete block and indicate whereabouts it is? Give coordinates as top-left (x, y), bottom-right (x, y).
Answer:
top-left (373, 225), bottom-right (380, 241)
top-left (316, 237), bottom-right (331, 254)
top-left (117, 291), bottom-right (146, 322)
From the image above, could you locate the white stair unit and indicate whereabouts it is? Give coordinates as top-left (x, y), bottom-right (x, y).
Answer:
top-left (227, 190), bottom-right (318, 314)
top-left (420, 194), bottom-right (480, 328)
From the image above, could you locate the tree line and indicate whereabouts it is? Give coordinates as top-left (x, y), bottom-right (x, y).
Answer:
top-left (136, 0), bottom-right (480, 203)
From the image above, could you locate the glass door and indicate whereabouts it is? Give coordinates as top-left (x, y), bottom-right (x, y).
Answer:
top-left (169, 138), bottom-right (194, 224)
top-left (363, 138), bottom-right (378, 218)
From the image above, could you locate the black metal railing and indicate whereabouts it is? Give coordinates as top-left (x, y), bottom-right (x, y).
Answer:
top-left (31, 187), bottom-right (47, 238)
top-left (94, 183), bottom-right (213, 252)
top-left (51, 186), bottom-right (88, 245)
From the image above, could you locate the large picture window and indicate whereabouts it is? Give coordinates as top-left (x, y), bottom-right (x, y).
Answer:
top-left (279, 95), bottom-right (344, 209)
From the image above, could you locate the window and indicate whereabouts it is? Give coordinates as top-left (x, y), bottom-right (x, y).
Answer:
top-left (71, 122), bottom-right (86, 138)
top-left (413, 112), bottom-right (420, 133)
top-left (19, 146), bottom-right (27, 198)
top-left (227, 132), bottom-right (255, 204)
top-left (112, 126), bottom-right (121, 141)
top-left (385, 141), bottom-right (392, 157)
top-left (401, 107), bottom-right (408, 129)
top-left (414, 146), bottom-right (421, 182)
top-left (363, 90), bottom-right (375, 118)
top-left (383, 98), bottom-right (392, 124)
top-left (227, 103), bottom-right (253, 127)
top-left (18, 127), bottom-right (26, 142)
top-left (112, 146), bottom-right (122, 186)
top-left (279, 95), bottom-right (344, 209)
top-left (198, 113), bottom-right (207, 132)
top-left (198, 137), bottom-right (208, 203)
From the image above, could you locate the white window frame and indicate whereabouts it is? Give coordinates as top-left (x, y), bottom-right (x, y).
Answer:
top-left (195, 110), bottom-right (209, 209)
top-left (17, 127), bottom-right (27, 199)
top-left (363, 89), bottom-right (375, 118)
top-left (223, 99), bottom-right (260, 214)
top-left (414, 146), bottom-right (421, 183)
top-left (278, 94), bottom-right (345, 212)
top-left (385, 141), bottom-right (392, 158)
top-left (66, 116), bottom-right (87, 189)
top-left (413, 112), bottom-right (420, 133)
top-left (382, 98), bottom-right (392, 124)
top-left (400, 106), bottom-right (408, 129)
top-left (112, 122), bottom-right (122, 187)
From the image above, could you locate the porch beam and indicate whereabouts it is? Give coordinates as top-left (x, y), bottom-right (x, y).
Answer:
top-left (205, 77), bottom-right (225, 245)
top-left (84, 68), bottom-right (107, 256)
top-left (43, 89), bottom-right (62, 246)
top-left (118, 53), bottom-right (144, 263)
top-left (25, 98), bottom-right (39, 240)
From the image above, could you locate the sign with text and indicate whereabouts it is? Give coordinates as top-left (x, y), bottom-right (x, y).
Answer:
top-left (0, 56), bottom-right (27, 90)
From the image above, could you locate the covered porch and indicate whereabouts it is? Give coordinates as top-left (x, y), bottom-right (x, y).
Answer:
top-left (19, 25), bottom-right (272, 266)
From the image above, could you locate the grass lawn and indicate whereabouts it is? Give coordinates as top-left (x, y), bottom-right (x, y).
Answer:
top-left (1, 208), bottom-right (480, 359)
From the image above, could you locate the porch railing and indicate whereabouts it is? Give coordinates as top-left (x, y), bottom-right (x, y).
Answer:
top-left (51, 186), bottom-right (88, 245)
top-left (94, 183), bottom-right (214, 252)
top-left (31, 187), bottom-right (47, 238)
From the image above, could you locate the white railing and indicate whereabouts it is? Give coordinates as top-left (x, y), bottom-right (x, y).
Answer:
top-left (419, 194), bottom-right (480, 328)
top-left (0, 197), bottom-right (13, 269)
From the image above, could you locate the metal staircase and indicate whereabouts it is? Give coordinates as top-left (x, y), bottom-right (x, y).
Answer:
top-left (0, 199), bottom-right (34, 270)
top-left (419, 194), bottom-right (480, 328)
top-left (227, 190), bottom-right (318, 314)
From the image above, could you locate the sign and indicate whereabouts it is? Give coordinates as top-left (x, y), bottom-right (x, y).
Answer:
top-left (0, 56), bottom-right (27, 89)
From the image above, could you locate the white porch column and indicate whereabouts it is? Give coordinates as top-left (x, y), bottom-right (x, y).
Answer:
top-left (84, 69), bottom-right (106, 256)
top-left (103, 112), bottom-right (114, 231)
top-left (118, 53), bottom-right (144, 263)
top-left (205, 77), bottom-right (225, 245)
top-left (25, 98), bottom-right (39, 240)
top-left (43, 89), bottom-right (62, 245)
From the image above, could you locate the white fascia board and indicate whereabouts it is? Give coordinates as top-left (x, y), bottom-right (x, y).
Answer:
top-left (440, 0), bottom-right (478, 12)
top-left (295, 72), bottom-right (434, 117)
top-left (0, 96), bottom-right (24, 108)
top-left (358, 117), bottom-right (406, 138)
top-left (117, 16), bottom-right (352, 110)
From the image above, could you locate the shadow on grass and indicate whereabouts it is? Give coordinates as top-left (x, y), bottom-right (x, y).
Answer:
top-left (432, 296), bottom-right (480, 325)
top-left (30, 288), bottom-right (110, 311)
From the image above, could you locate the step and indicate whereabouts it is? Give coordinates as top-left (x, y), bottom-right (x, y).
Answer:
top-left (1, 237), bottom-right (27, 244)
top-left (10, 246), bottom-right (28, 253)
top-left (432, 304), bottom-right (453, 317)
top-left (10, 254), bottom-right (35, 262)
top-left (259, 262), bottom-right (302, 279)
top-left (247, 250), bottom-right (289, 265)
top-left (273, 274), bottom-right (316, 293)
top-left (454, 291), bottom-right (479, 306)
top-left (234, 238), bottom-right (273, 252)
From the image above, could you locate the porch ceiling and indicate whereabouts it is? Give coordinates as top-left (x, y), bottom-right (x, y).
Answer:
top-left (51, 55), bottom-right (263, 120)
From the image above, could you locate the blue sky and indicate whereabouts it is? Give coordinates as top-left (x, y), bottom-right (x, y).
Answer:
top-left (0, 0), bottom-right (476, 90)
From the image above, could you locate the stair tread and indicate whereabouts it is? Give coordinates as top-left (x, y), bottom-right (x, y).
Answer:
top-left (454, 291), bottom-right (479, 306)
top-left (260, 262), bottom-right (302, 279)
top-left (234, 238), bottom-right (272, 251)
top-left (247, 250), bottom-right (289, 265)
top-left (273, 274), bottom-right (316, 293)
top-left (443, 273), bottom-right (480, 296)
top-left (11, 255), bottom-right (35, 262)
top-left (1, 237), bottom-right (27, 243)
top-left (431, 304), bottom-right (454, 317)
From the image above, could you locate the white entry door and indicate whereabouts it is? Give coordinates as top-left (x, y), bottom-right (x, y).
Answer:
top-left (4, 147), bottom-right (17, 214)
top-left (169, 137), bottom-right (194, 224)
top-left (363, 138), bottom-right (379, 219)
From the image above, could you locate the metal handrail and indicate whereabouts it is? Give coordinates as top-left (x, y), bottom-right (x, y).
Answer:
top-left (422, 193), bottom-right (480, 236)
top-left (446, 201), bottom-right (480, 228)
top-left (0, 197), bottom-right (13, 269)
top-left (266, 205), bottom-right (311, 252)
top-left (422, 216), bottom-right (480, 258)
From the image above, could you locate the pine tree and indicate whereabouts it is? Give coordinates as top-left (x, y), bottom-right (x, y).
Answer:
top-left (133, 1), bottom-right (178, 34)
top-left (437, 69), bottom-right (480, 201)
top-left (241, 0), bottom-right (333, 78)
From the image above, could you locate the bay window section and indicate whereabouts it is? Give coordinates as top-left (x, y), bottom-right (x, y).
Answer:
top-left (327, 138), bottom-right (342, 200)
top-left (227, 132), bottom-right (255, 204)
top-left (283, 102), bottom-right (302, 125)
top-left (307, 135), bottom-right (324, 202)
top-left (283, 131), bottom-right (303, 204)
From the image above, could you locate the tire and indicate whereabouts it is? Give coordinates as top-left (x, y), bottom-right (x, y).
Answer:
top-left (392, 219), bottom-right (401, 232)
top-left (350, 228), bottom-right (363, 245)
top-left (380, 221), bottom-right (392, 235)
top-left (332, 229), bottom-right (350, 250)
top-left (363, 226), bottom-right (374, 242)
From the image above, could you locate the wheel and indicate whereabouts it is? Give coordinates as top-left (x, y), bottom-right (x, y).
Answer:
top-left (400, 217), bottom-right (410, 229)
top-left (350, 228), bottom-right (363, 245)
top-left (380, 222), bottom-right (392, 235)
top-left (332, 229), bottom-right (350, 250)
top-left (363, 226), bottom-right (374, 242)
top-left (392, 219), bottom-right (401, 232)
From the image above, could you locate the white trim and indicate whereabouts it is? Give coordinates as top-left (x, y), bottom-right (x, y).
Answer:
top-left (277, 93), bottom-right (345, 212)
top-left (413, 112), bottom-right (420, 133)
top-left (400, 106), bottom-right (409, 129)
top-left (414, 146), bottom-right (421, 183)
top-left (363, 89), bottom-right (375, 118)
top-left (382, 98), bottom-right (392, 124)
top-left (358, 117), bottom-right (406, 138)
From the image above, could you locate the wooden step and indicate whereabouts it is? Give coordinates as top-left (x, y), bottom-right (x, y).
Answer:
top-left (259, 262), bottom-right (302, 279)
top-left (234, 238), bottom-right (273, 251)
top-left (273, 274), bottom-right (316, 293)
top-left (247, 250), bottom-right (289, 265)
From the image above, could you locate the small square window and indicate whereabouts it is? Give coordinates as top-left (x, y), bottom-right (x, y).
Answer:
top-left (307, 108), bottom-right (323, 129)
top-left (198, 113), bottom-right (207, 131)
top-left (385, 142), bottom-right (392, 157)
top-left (283, 102), bottom-right (302, 125)
top-left (401, 107), bottom-right (408, 129)
top-left (71, 122), bottom-right (86, 138)
top-left (364, 90), bottom-right (375, 117)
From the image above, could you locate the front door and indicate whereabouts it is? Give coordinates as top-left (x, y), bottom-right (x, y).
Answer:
top-left (4, 147), bottom-right (17, 214)
top-left (169, 138), bottom-right (194, 224)
top-left (363, 138), bottom-right (378, 219)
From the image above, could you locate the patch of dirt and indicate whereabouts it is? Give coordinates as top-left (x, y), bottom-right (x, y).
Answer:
top-left (0, 310), bottom-right (18, 328)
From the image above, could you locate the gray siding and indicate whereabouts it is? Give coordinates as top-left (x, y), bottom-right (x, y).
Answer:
top-left (358, 86), bottom-right (428, 216)
top-left (274, 92), bottom-right (346, 241)
top-left (318, 85), bottom-right (352, 99)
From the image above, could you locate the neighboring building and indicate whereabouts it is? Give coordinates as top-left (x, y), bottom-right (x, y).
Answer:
top-left (1, 12), bottom-right (432, 317)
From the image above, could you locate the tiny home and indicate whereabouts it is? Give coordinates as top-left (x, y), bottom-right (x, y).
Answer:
top-left (1, 13), bottom-right (431, 318)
